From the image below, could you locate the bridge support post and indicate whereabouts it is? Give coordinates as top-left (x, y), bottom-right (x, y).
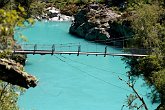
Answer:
top-left (13, 45), bottom-right (16, 54)
top-left (12, 45), bottom-right (16, 57)
top-left (77, 45), bottom-right (81, 56)
top-left (51, 44), bottom-right (55, 55)
top-left (104, 46), bottom-right (107, 57)
top-left (33, 44), bottom-right (37, 55)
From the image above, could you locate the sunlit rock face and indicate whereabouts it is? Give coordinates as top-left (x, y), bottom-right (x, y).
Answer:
top-left (0, 58), bottom-right (38, 89)
top-left (69, 4), bottom-right (121, 41)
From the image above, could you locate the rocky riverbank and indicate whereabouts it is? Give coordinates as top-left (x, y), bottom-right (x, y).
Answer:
top-left (37, 7), bottom-right (74, 22)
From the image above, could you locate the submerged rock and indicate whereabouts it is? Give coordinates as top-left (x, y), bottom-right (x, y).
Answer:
top-left (69, 4), bottom-right (121, 41)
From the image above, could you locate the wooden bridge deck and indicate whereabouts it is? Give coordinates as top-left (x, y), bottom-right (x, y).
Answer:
top-left (12, 44), bottom-right (149, 57)
top-left (13, 50), bottom-right (148, 57)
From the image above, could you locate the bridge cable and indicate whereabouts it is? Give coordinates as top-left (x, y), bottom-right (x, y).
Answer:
top-left (56, 55), bottom-right (147, 97)
top-left (54, 55), bottom-right (134, 93)
top-left (60, 55), bottom-right (126, 76)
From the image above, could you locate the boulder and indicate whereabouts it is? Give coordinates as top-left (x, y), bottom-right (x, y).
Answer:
top-left (0, 58), bottom-right (38, 89)
top-left (69, 4), bottom-right (121, 42)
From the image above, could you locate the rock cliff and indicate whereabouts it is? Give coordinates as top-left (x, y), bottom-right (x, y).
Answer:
top-left (69, 4), bottom-right (121, 42)
top-left (0, 33), bottom-right (36, 88)
top-left (0, 58), bottom-right (37, 89)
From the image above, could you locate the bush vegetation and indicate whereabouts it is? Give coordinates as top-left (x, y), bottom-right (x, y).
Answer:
top-left (0, 1), bottom-right (33, 109)
top-left (117, 1), bottom-right (165, 109)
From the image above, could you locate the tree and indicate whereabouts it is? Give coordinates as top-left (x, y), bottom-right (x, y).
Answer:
top-left (119, 77), bottom-right (149, 110)
top-left (0, 82), bottom-right (24, 110)
top-left (121, 2), bottom-right (165, 109)
top-left (0, 1), bottom-right (36, 109)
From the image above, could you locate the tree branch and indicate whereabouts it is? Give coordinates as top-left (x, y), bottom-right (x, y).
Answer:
top-left (119, 76), bottom-right (148, 110)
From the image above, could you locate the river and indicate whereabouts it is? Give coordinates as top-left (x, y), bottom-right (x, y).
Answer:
top-left (15, 21), bottom-right (158, 110)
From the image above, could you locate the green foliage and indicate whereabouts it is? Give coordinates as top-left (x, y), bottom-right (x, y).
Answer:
top-left (128, 4), bottom-right (163, 48)
top-left (15, 0), bottom-right (32, 8)
top-left (0, 4), bottom-right (34, 49)
top-left (125, 94), bottom-right (139, 110)
top-left (0, 8), bottom-right (25, 49)
top-left (29, 1), bottom-right (46, 18)
top-left (47, 0), bottom-right (103, 4)
top-left (109, 20), bottom-right (133, 38)
top-left (117, 1), bottom-right (165, 109)
top-left (46, 0), bottom-right (104, 12)
top-left (0, 82), bottom-right (25, 110)
top-left (0, 1), bottom-right (33, 110)
top-left (0, 50), bottom-right (12, 58)
top-left (152, 69), bottom-right (165, 101)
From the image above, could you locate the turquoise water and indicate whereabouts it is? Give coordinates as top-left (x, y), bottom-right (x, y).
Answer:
top-left (15, 21), bottom-right (158, 110)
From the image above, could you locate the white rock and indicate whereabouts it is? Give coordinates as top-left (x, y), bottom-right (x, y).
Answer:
top-left (49, 17), bottom-right (57, 21)
top-left (44, 7), bottom-right (74, 22)
top-left (49, 10), bottom-right (60, 14)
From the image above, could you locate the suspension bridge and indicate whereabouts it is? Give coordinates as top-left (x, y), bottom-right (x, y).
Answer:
top-left (12, 43), bottom-right (149, 57)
